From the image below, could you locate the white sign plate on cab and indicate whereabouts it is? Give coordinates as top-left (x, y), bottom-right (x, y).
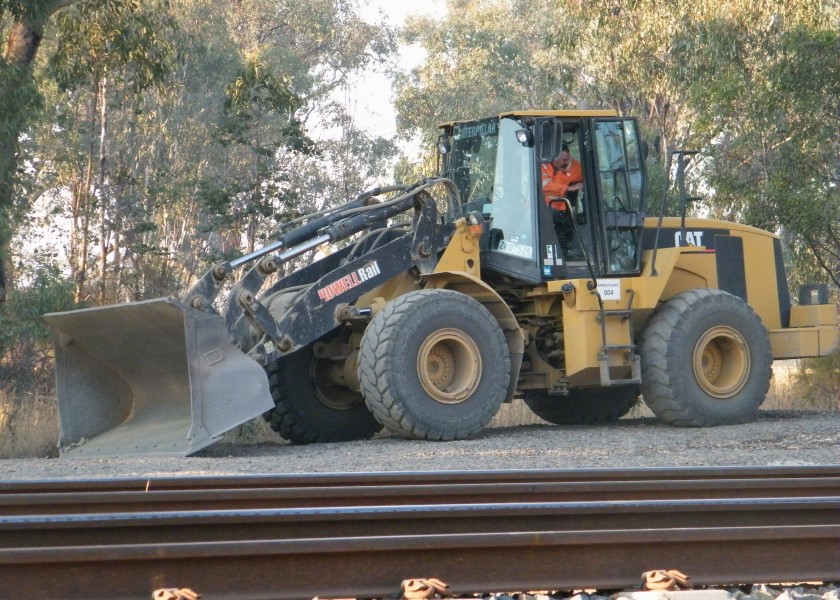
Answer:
top-left (597, 279), bottom-right (621, 301)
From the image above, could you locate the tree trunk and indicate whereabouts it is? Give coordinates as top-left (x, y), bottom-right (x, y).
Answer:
top-left (97, 77), bottom-right (108, 304)
top-left (74, 86), bottom-right (99, 303)
top-left (0, 1), bottom-right (79, 301)
top-left (0, 22), bottom-right (43, 301)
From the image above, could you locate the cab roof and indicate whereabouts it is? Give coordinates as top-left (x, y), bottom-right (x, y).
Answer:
top-left (438, 109), bottom-right (620, 129)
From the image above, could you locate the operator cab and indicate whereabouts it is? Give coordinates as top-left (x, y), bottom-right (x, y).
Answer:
top-left (437, 110), bottom-right (647, 283)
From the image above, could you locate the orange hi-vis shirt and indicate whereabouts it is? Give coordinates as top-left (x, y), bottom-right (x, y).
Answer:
top-left (541, 159), bottom-right (582, 211)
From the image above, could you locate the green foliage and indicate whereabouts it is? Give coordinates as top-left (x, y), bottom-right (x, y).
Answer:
top-left (0, 264), bottom-right (76, 344)
top-left (224, 61), bottom-right (299, 116)
top-left (10, 0), bottom-right (393, 307)
top-left (0, 1), bottom-right (67, 21)
top-left (0, 263), bottom-right (77, 385)
top-left (218, 59), bottom-right (309, 151)
top-left (0, 63), bottom-right (44, 134)
top-left (47, 0), bottom-right (179, 93)
top-left (0, 1), bottom-right (63, 228)
top-left (792, 351), bottom-right (840, 410)
top-left (394, 0), bottom-right (560, 153)
top-left (694, 17), bottom-right (840, 288)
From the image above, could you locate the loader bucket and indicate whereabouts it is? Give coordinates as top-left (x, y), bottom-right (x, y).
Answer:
top-left (43, 298), bottom-right (274, 457)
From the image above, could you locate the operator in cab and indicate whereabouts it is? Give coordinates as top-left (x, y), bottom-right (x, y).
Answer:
top-left (541, 145), bottom-right (583, 256)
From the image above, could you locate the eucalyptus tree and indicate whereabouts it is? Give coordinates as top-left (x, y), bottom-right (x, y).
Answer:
top-left (45, 0), bottom-right (178, 302)
top-left (0, 0), bottom-right (81, 300)
top-left (2, 0), bottom-right (182, 304)
top-left (394, 0), bottom-right (562, 156)
top-left (683, 9), bottom-right (840, 289)
top-left (190, 0), bottom-right (398, 269)
top-left (15, 0), bottom-right (396, 304)
top-left (547, 0), bottom-right (839, 288)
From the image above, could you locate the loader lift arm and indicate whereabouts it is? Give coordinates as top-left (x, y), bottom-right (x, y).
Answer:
top-left (184, 179), bottom-right (448, 310)
top-left (196, 178), bottom-right (459, 366)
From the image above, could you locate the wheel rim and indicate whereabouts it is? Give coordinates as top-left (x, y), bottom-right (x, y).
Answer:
top-left (417, 328), bottom-right (482, 404)
top-left (310, 357), bottom-right (362, 411)
top-left (692, 326), bottom-right (751, 398)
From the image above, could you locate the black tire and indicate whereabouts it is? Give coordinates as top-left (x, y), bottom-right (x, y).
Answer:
top-left (639, 288), bottom-right (772, 427)
top-left (263, 343), bottom-right (383, 444)
top-left (523, 386), bottom-right (639, 425)
top-left (358, 289), bottom-right (511, 440)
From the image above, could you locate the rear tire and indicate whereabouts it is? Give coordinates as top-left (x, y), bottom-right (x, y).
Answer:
top-left (358, 289), bottom-right (510, 440)
top-left (523, 386), bottom-right (639, 425)
top-left (639, 289), bottom-right (772, 427)
top-left (263, 343), bottom-right (382, 444)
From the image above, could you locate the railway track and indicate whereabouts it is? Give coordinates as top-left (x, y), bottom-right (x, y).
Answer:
top-left (2, 465), bottom-right (839, 515)
top-left (0, 466), bottom-right (838, 600)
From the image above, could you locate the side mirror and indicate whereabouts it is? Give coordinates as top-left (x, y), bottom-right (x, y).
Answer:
top-left (536, 119), bottom-right (563, 163)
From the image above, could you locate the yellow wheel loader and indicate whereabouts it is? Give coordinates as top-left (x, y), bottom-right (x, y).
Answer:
top-left (45, 110), bottom-right (839, 457)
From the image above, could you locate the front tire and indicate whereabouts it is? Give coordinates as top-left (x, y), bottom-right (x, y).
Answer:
top-left (523, 386), bottom-right (639, 425)
top-left (263, 343), bottom-right (383, 444)
top-left (358, 289), bottom-right (511, 440)
top-left (639, 289), bottom-right (772, 427)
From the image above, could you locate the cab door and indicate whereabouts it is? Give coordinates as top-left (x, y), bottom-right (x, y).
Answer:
top-left (590, 118), bottom-right (647, 275)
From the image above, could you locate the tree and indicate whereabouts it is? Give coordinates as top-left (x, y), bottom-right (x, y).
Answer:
top-left (693, 20), bottom-right (840, 289)
top-left (15, 0), bottom-right (397, 304)
top-left (394, 0), bottom-right (562, 153)
top-left (547, 0), bottom-right (839, 289)
top-left (0, 0), bottom-right (79, 301)
top-left (46, 0), bottom-right (178, 302)
top-left (191, 0), bottom-right (398, 265)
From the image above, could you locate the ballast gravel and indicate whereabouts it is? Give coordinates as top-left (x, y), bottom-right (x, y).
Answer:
top-left (1, 409), bottom-right (837, 480)
top-left (501, 585), bottom-right (840, 600)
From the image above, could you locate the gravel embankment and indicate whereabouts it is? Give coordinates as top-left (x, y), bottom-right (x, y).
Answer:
top-left (1, 409), bottom-right (837, 480)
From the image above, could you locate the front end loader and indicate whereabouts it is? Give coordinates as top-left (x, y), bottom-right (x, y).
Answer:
top-left (47, 110), bottom-right (839, 457)
top-left (45, 180), bottom-right (506, 456)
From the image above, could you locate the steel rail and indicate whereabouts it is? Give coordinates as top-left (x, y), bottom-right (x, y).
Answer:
top-left (1, 524), bottom-right (838, 600)
top-left (2, 468), bottom-right (839, 599)
top-left (4, 476), bottom-right (840, 515)
top-left (1, 497), bottom-right (836, 548)
top-left (2, 465), bottom-right (838, 493)
top-left (2, 476), bottom-right (840, 516)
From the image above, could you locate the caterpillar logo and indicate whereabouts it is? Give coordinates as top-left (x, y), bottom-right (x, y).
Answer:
top-left (317, 261), bottom-right (382, 302)
top-left (675, 230), bottom-right (705, 247)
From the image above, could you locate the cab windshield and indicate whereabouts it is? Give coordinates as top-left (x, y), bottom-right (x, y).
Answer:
top-left (445, 117), bottom-right (537, 264)
top-left (448, 117), bottom-right (499, 210)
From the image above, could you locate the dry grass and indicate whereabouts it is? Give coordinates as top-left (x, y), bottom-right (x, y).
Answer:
top-left (1, 361), bottom-right (837, 458)
top-left (0, 387), bottom-right (59, 459)
top-left (762, 360), bottom-right (839, 412)
top-left (489, 400), bottom-right (549, 428)
top-left (223, 416), bottom-right (278, 445)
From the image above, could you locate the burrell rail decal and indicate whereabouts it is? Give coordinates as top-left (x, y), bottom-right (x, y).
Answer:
top-left (317, 261), bottom-right (382, 302)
